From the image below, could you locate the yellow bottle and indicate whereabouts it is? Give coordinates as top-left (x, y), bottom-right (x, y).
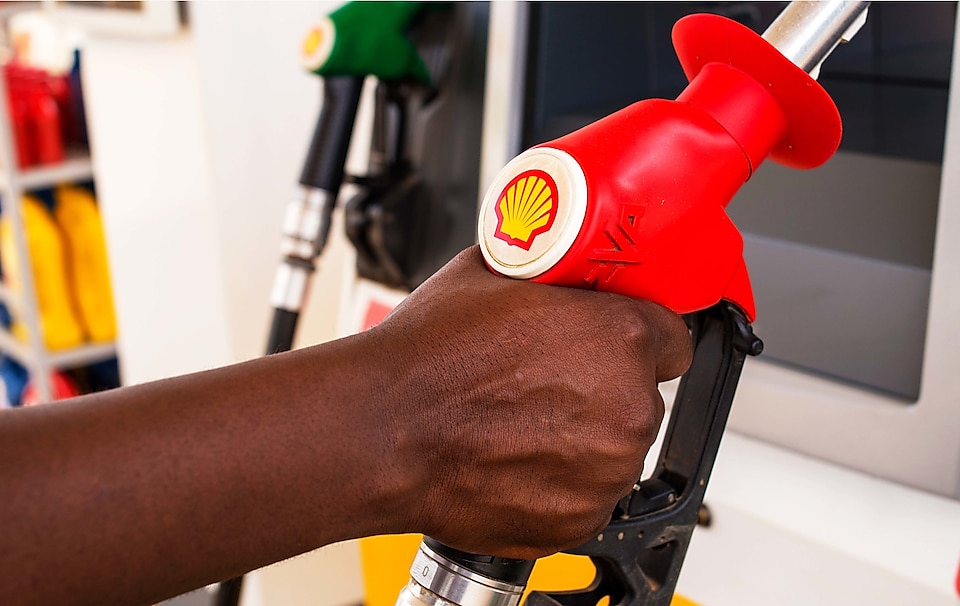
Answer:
top-left (54, 185), bottom-right (117, 343)
top-left (0, 195), bottom-right (85, 350)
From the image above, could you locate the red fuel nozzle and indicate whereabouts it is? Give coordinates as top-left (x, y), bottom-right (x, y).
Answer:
top-left (478, 12), bottom-right (856, 322)
top-left (406, 8), bottom-right (868, 606)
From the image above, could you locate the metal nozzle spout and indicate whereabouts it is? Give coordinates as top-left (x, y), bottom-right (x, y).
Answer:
top-left (762, 1), bottom-right (871, 79)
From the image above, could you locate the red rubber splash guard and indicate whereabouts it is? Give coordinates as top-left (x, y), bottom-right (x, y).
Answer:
top-left (673, 14), bottom-right (842, 170)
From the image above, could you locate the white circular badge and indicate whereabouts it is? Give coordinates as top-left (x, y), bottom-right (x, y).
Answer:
top-left (478, 147), bottom-right (588, 279)
top-left (301, 17), bottom-right (336, 73)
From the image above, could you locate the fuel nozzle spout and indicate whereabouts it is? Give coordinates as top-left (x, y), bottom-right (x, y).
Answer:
top-left (396, 541), bottom-right (532, 606)
top-left (762, 1), bottom-right (870, 79)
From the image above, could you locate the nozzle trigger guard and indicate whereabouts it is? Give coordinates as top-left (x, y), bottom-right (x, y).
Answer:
top-left (528, 303), bottom-right (762, 606)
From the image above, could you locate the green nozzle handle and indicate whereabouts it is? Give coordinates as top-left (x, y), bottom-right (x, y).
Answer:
top-left (302, 1), bottom-right (433, 84)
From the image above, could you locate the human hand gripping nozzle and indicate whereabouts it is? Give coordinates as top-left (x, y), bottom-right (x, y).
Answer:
top-left (398, 3), bottom-right (870, 606)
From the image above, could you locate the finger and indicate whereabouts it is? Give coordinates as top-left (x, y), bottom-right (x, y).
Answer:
top-left (634, 301), bottom-right (693, 382)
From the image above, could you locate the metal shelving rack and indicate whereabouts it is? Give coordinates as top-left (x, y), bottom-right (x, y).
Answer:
top-left (0, 60), bottom-right (116, 404)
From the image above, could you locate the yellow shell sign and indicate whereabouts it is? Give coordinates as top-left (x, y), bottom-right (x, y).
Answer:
top-left (303, 28), bottom-right (324, 56)
top-left (494, 169), bottom-right (559, 250)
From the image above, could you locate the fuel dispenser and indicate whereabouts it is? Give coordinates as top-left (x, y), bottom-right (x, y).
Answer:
top-left (396, 3), bottom-right (870, 606)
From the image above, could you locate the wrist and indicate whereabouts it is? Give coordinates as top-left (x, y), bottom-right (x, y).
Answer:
top-left (358, 318), bottom-right (481, 542)
top-left (335, 327), bottom-right (432, 537)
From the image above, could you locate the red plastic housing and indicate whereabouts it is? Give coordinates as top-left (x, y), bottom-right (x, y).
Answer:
top-left (522, 14), bottom-right (843, 322)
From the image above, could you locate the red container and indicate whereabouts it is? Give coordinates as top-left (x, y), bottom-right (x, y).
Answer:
top-left (4, 63), bottom-right (66, 168)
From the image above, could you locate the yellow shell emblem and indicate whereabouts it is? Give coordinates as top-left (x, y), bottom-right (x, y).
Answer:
top-left (494, 169), bottom-right (558, 250)
top-left (303, 28), bottom-right (324, 57)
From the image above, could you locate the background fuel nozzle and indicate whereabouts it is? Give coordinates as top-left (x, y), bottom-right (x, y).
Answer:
top-left (301, 2), bottom-right (446, 86)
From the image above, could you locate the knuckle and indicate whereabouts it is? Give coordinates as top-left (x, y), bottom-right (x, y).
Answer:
top-left (661, 315), bottom-right (694, 378)
top-left (619, 311), bottom-right (655, 350)
top-left (616, 385), bottom-right (664, 444)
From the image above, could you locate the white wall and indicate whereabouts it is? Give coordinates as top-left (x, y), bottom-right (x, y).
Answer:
top-left (85, 33), bottom-right (235, 382)
top-left (188, 1), bottom-right (361, 362)
top-left (86, 1), bottom-right (358, 384)
top-left (81, 2), bottom-right (365, 604)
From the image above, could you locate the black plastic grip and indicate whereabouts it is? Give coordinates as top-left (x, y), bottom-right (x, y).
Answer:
top-left (266, 308), bottom-right (300, 355)
top-left (214, 577), bottom-right (243, 606)
top-left (299, 76), bottom-right (365, 192)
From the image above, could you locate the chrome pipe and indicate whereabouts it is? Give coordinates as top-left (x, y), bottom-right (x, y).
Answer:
top-left (762, 1), bottom-right (871, 79)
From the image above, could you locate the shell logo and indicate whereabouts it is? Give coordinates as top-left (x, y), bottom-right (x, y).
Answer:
top-left (303, 28), bottom-right (324, 57)
top-left (494, 169), bottom-right (559, 250)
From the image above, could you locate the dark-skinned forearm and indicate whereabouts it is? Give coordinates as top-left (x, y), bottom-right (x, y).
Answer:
top-left (0, 247), bottom-right (693, 605)
top-left (0, 330), bottom-right (414, 606)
